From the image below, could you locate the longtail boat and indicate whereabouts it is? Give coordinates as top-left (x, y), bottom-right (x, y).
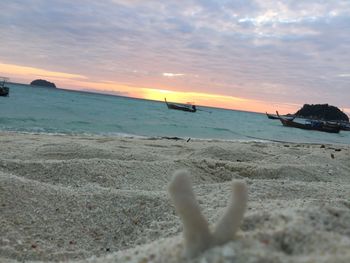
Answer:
top-left (266, 112), bottom-right (295, 120)
top-left (276, 111), bottom-right (340, 133)
top-left (327, 120), bottom-right (350, 131)
top-left (165, 98), bottom-right (196, 112)
top-left (0, 77), bottom-right (10, 97)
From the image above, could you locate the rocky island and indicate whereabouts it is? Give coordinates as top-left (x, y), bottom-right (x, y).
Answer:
top-left (30, 79), bottom-right (57, 88)
top-left (295, 104), bottom-right (349, 121)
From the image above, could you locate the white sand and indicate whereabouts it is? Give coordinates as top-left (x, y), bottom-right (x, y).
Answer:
top-left (0, 132), bottom-right (349, 263)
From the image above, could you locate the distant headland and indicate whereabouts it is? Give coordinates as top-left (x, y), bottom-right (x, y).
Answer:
top-left (30, 79), bottom-right (56, 88)
top-left (295, 104), bottom-right (349, 121)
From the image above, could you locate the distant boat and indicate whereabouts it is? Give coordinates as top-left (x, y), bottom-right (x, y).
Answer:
top-left (165, 98), bottom-right (197, 112)
top-left (276, 111), bottom-right (340, 133)
top-left (266, 112), bottom-right (295, 120)
top-left (0, 77), bottom-right (10, 97)
top-left (327, 120), bottom-right (350, 131)
top-left (339, 122), bottom-right (350, 131)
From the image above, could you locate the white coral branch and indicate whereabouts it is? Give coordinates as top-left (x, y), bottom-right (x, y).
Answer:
top-left (168, 170), bottom-right (212, 258)
top-left (212, 181), bottom-right (247, 246)
top-left (168, 169), bottom-right (247, 258)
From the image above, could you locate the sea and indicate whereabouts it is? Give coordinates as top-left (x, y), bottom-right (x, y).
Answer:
top-left (1, 83), bottom-right (350, 145)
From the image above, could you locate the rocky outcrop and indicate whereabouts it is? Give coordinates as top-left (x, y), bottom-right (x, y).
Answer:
top-left (295, 104), bottom-right (349, 121)
top-left (30, 79), bottom-right (56, 88)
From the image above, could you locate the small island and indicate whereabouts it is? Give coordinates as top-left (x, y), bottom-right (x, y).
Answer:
top-left (30, 79), bottom-right (57, 88)
top-left (295, 104), bottom-right (349, 121)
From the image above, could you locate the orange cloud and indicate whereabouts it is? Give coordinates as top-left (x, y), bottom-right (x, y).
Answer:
top-left (0, 62), bottom-right (86, 80)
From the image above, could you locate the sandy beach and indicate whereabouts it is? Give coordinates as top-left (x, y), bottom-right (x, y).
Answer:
top-left (1, 132), bottom-right (350, 263)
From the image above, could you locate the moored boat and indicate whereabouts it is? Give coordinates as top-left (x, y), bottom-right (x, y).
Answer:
top-left (327, 120), bottom-right (350, 131)
top-left (266, 112), bottom-right (295, 120)
top-left (339, 122), bottom-right (350, 131)
top-left (0, 77), bottom-right (10, 97)
top-left (276, 111), bottom-right (341, 133)
top-left (165, 98), bottom-right (196, 112)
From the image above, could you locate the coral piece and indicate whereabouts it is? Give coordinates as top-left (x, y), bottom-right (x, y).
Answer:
top-left (168, 170), bottom-right (212, 258)
top-left (213, 181), bottom-right (247, 246)
top-left (168, 169), bottom-right (247, 258)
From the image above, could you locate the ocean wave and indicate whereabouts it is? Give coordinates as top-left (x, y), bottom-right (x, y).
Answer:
top-left (0, 117), bottom-right (38, 123)
top-left (67, 120), bottom-right (92, 125)
top-left (0, 127), bottom-right (147, 139)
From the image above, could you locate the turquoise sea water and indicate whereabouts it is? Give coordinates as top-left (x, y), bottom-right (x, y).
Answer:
top-left (1, 83), bottom-right (350, 145)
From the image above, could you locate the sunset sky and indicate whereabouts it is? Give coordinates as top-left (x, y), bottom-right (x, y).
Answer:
top-left (1, 0), bottom-right (349, 114)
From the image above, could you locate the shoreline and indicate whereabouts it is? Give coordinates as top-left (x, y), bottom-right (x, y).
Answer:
top-left (1, 132), bottom-right (350, 262)
top-left (1, 130), bottom-right (349, 147)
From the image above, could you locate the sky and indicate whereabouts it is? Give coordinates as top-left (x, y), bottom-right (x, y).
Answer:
top-left (0, 0), bottom-right (350, 114)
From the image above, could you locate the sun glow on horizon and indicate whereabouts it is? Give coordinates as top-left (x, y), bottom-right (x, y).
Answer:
top-left (68, 81), bottom-right (299, 114)
top-left (1, 62), bottom-right (334, 115)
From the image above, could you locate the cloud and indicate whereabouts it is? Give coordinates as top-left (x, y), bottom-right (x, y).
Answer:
top-left (0, 0), bottom-right (349, 111)
top-left (338, 74), bottom-right (350, 78)
top-left (162, 73), bottom-right (185, 77)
